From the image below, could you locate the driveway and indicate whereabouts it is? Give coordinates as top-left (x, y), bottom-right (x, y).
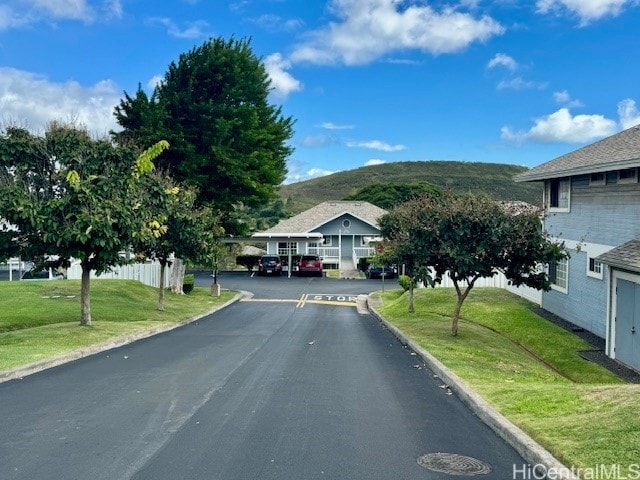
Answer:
top-left (0, 272), bottom-right (526, 479)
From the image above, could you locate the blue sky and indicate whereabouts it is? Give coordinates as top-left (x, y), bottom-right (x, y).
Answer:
top-left (1, 0), bottom-right (640, 184)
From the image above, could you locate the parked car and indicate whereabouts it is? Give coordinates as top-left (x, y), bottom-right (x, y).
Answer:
top-left (21, 267), bottom-right (64, 280)
top-left (366, 264), bottom-right (396, 279)
top-left (257, 255), bottom-right (283, 276)
top-left (298, 254), bottom-right (323, 277)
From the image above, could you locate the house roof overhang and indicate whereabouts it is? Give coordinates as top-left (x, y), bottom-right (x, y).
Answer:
top-left (595, 240), bottom-right (640, 274)
top-left (251, 232), bottom-right (324, 243)
top-left (514, 159), bottom-right (640, 182)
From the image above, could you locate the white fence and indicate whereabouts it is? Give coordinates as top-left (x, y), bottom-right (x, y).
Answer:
top-left (412, 270), bottom-right (542, 305)
top-left (67, 261), bottom-right (171, 289)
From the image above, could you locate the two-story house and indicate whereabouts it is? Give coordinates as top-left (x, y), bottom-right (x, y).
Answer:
top-left (515, 125), bottom-right (640, 372)
top-left (252, 201), bottom-right (387, 273)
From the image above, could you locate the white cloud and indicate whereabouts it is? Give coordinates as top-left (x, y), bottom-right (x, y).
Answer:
top-left (553, 90), bottom-right (584, 107)
top-left (148, 17), bottom-right (209, 39)
top-left (0, 5), bottom-right (25, 30)
top-left (32, 0), bottom-right (95, 21)
top-left (264, 53), bottom-right (303, 100)
top-left (618, 98), bottom-right (640, 129)
top-left (284, 166), bottom-right (335, 184)
top-left (106, 0), bottom-right (123, 19)
top-left (501, 108), bottom-right (617, 143)
top-left (290, 0), bottom-right (504, 65)
top-left (497, 77), bottom-right (547, 90)
top-left (536, 0), bottom-right (637, 25)
top-left (301, 135), bottom-right (340, 148)
top-left (0, 67), bottom-right (120, 136)
top-left (319, 122), bottom-right (354, 130)
top-left (251, 14), bottom-right (304, 32)
top-left (487, 53), bottom-right (517, 70)
top-left (365, 159), bottom-right (386, 166)
top-left (346, 140), bottom-right (406, 152)
top-left (147, 75), bottom-right (164, 90)
top-left (0, 0), bottom-right (127, 28)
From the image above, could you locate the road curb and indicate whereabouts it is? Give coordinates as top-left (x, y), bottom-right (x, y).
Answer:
top-left (0, 291), bottom-right (245, 385)
top-left (367, 297), bottom-right (579, 480)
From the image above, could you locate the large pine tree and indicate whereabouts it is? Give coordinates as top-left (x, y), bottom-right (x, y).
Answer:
top-left (113, 37), bottom-right (294, 234)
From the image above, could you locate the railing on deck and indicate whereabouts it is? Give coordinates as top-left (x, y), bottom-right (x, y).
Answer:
top-left (307, 246), bottom-right (340, 259)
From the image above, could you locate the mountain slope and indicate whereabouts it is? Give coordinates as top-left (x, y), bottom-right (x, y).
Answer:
top-left (278, 160), bottom-right (541, 214)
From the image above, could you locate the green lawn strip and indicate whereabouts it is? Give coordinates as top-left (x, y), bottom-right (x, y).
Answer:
top-left (377, 287), bottom-right (639, 474)
top-left (0, 280), bottom-right (236, 372)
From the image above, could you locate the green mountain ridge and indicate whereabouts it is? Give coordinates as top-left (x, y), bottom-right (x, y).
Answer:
top-left (278, 160), bottom-right (541, 214)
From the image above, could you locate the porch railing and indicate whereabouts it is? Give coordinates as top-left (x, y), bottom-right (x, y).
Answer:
top-left (307, 246), bottom-right (340, 259)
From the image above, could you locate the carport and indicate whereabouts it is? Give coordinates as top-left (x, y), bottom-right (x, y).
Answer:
top-left (251, 232), bottom-right (323, 278)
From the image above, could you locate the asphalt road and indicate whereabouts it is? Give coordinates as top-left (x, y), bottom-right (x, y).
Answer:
top-left (0, 272), bottom-right (526, 479)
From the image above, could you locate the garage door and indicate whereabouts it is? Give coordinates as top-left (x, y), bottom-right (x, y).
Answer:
top-left (616, 279), bottom-right (640, 371)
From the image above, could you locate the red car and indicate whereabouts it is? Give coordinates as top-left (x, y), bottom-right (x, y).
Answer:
top-left (298, 254), bottom-right (323, 277)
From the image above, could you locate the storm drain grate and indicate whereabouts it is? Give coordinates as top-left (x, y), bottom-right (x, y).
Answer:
top-left (417, 452), bottom-right (492, 476)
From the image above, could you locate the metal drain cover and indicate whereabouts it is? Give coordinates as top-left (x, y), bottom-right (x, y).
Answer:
top-left (417, 452), bottom-right (492, 476)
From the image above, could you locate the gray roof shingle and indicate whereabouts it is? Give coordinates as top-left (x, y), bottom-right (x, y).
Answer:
top-left (515, 125), bottom-right (640, 182)
top-left (262, 201), bottom-right (387, 234)
top-left (596, 240), bottom-right (640, 274)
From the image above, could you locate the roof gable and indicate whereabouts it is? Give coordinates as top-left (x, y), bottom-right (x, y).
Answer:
top-left (515, 125), bottom-right (640, 182)
top-left (263, 201), bottom-right (387, 234)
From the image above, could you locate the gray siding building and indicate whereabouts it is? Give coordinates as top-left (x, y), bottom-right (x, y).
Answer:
top-left (253, 201), bottom-right (387, 272)
top-left (515, 125), bottom-right (640, 371)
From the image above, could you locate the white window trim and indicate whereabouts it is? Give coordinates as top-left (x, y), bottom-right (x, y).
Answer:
top-left (587, 257), bottom-right (604, 280)
top-left (546, 179), bottom-right (571, 213)
top-left (560, 239), bottom-right (614, 282)
top-left (550, 257), bottom-right (568, 294)
top-left (618, 167), bottom-right (638, 184)
top-left (323, 236), bottom-right (333, 247)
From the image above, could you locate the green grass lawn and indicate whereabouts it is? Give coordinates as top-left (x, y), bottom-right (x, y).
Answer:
top-left (0, 279), bottom-right (236, 372)
top-left (376, 287), bottom-right (640, 475)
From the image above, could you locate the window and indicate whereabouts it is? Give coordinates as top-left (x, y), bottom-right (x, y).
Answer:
top-left (342, 219), bottom-right (351, 229)
top-left (619, 167), bottom-right (638, 184)
top-left (546, 179), bottom-right (570, 212)
top-left (588, 257), bottom-right (603, 280)
top-left (549, 257), bottom-right (568, 292)
top-left (278, 242), bottom-right (297, 255)
top-left (589, 172), bottom-right (605, 186)
top-left (322, 236), bottom-right (333, 246)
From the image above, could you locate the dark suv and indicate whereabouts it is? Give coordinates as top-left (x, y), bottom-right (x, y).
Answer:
top-left (258, 255), bottom-right (283, 276)
top-left (298, 254), bottom-right (323, 277)
top-left (366, 264), bottom-right (397, 279)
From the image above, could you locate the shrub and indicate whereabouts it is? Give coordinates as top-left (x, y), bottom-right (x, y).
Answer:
top-left (397, 275), bottom-right (414, 292)
top-left (182, 273), bottom-right (195, 294)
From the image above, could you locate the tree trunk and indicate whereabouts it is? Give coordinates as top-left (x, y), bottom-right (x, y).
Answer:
top-left (158, 260), bottom-right (166, 311)
top-left (169, 257), bottom-right (185, 294)
top-left (451, 298), bottom-right (463, 336)
top-left (451, 279), bottom-right (475, 336)
top-left (408, 279), bottom-right (415, 313)
top-left (80, 261), bottom-right (92, 326)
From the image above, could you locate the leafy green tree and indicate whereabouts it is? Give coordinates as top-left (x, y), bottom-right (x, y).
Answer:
top-left (134, 172), bottom-right (223, 310)
top-left (0, 123), bottom-right (167, 325)
top-left (380, 191), bottom-right (566, 335)
top-left (113, 36), bottom-right (295, 234)
top-left (345, 182), bottom-right (443, 210)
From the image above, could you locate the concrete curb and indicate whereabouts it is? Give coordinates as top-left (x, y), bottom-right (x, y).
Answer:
top-left (0, 291), bottom-right (246, 385)
top-left (368, 298), bottom-right (579, 480)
